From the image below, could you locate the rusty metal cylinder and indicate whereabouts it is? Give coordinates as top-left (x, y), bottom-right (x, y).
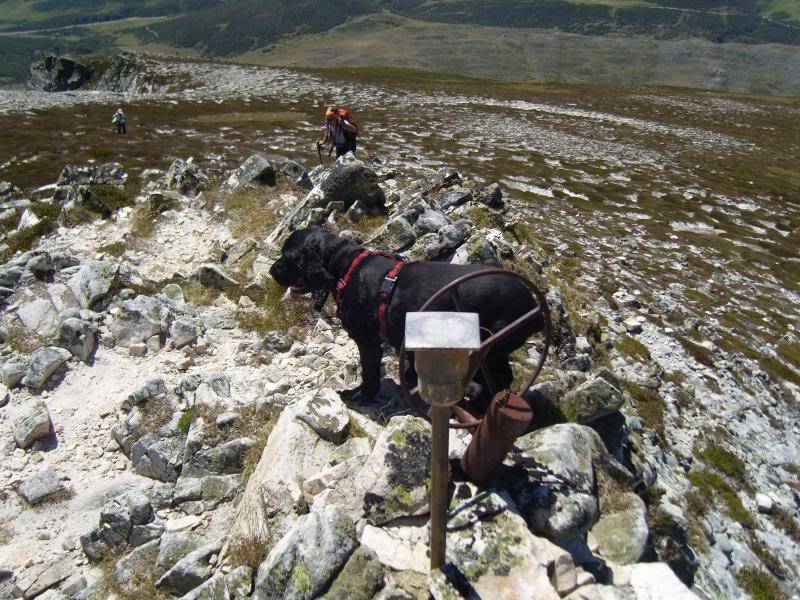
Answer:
top-left (460, 391), bottom-right (533, 483)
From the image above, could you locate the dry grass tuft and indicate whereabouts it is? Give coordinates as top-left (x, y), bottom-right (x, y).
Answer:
top-left (596, 468), bottom-right (636, 514)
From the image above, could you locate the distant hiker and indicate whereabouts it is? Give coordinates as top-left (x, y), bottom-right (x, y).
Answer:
top-left (318, 106), bottom-right (358, 159)
top-left (112, 108), bottom-right (126, 134)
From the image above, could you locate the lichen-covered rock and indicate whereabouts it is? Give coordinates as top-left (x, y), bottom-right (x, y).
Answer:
top-left (321, 545), bottom-right (384, 600)
top-left (319, 159), bottom-right (386, 210)
top-left (357, 416), bottom-right (431, 525)
top-left (421, 219), bottom-right (471, 259)
top-left (115, 539), bottom-right (160, 594)
top-left (252, 505), bottom-right (358, 600)
top-left (170, 317), bottom-right (204, 349)
top-left (182, 437), bottom-right (253, 477)
top-left (21, 346), bottom-right (70, 388)
top-left (54, 184), bottom-right (112, 218)
top-left (296, 389), bottom-right (350, 443)
top-left (179, 566), bottom-right (253, 600)
top-left (367, 216), bottom-right (416, 252)
top-left (0, 357), bottom-right (28, 388)
top-left (156, 541), bottom-right (221, 595)
top-left (443, 489), bottom-right (573, 599)
top-left (80, 490), bottom-right (159, 560)
top-left (164, 159), bottom-right (208, 196)
top-left (561, 374), bottom-right (625, 424)
top-left (591, 494), bottom-right (649, 565)
top-left (27, 55), bottom-right (93, 92)
top-left (131, 433), bottom-right (185, 482)
top-left (508, 423), bottom-right (607, 540)
top-left (434, 187), bottom-right (473, 211)
top-left (68, 260), bottom-right (119, 309)
top-left (12, 400), bottom-right (52, 448)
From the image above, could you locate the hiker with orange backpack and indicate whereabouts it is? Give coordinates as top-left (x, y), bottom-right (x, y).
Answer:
top-left (317, 106), bottom-right (358, 160)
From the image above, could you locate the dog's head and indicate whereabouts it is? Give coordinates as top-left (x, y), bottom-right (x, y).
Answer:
top-left (270, 226), bottom-right (343, 311)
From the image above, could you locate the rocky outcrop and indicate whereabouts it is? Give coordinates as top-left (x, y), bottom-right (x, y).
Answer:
top-left (26, 56), bottom-right (93, 92)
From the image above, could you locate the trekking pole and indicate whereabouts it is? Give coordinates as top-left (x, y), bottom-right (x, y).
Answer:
top-left (316, 142), bottom-right (324, 166)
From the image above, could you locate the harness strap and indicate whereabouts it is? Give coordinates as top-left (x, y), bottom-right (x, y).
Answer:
top-left (335, 250), bottom-right (406, 341)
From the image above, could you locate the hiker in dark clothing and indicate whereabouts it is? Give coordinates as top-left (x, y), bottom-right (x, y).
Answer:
top-left (112, 108), bottom-right (126, 134)
top-left (318, 107), bottom-right (358, 158)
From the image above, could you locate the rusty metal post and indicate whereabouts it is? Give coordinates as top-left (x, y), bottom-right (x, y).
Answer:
top-left (430, 403), bottom-right (451, 568)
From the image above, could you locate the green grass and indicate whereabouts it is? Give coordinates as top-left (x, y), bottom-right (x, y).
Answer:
top-left (235, 278), bottom-right (313, 337)
top-left (614, 334), bottom-right (651, 362)
top-left (736, 567), bottom-right (786, 600)
top-left (686, 469), bottom-right (754, 529)
top-left (0, 202), bottom-right (61, 262)
top-left (700, 444), bottom-right (747, 481)
top-left (677, 335), bottom-right (715, 368)
top-left (769, 506), bottom-right (800, 543)
top-left (622, 380), bottom-right (666, 440)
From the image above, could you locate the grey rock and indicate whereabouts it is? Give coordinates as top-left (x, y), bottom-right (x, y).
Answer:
top-left (319, 160), bottom-right (386, 210)
top-left (13, 400), bottom-right (53, 448)
top-left (21, 346), bottom-right (70, 388)
top-left (17, 467), bottom-right (68, 505)
top-left (12, 556), bottom-right (73, 599)
top-left (591, 494), bottom-right (649, 564)
top-left (474, 183), bottom-right (505, 208)
top-left (0, 383), bottom-right (9, 407)
top-left (280, 159), bottom-right (312, 189)
top-left (127, 490), bottom-right (155, 525)
top-left (130, 523), bottom-right (165, 547)
top-left (156, 541), bottom-right (221, 595)
top-left (157, 531), bottom-right (203, 572)
top-left (170, 317), bottom-right (203, 349)
top-left (358, 416), bottom-right (431, 525)
top-left (16, 297), bottom-right (58, 337)
top-left (426, 167), bottom-right (461, 193)
top-left (110, 295), bottom-right (166, 347)
top-left (1, 358), bottom-right (28, 388)
top-left (68, 260), bottom-right (119, 309)
top-left (422, 219), bottom-right (471, 259)
top-left (147, 189), bottom-right (186, 212)
top-left (179, 566), bottom-right (253, 600)
top-left (252, 505), bottom-right (358, 600)
top-left (131, 433), bottom-right (185, 482)
top-left (561, 375), bottom-right (625, 424)
top-left (321, 545), bottom-right (384, 600)
top-left (27, 55), bottom-right (93, 92)
top-left (56, 317), bottom-right (97, 362)
top-left (367, 216), bottom-right (416, 252)
top-left (434, 187), bottom-right (473, 211)
top-left (54, 184), bottom-right (112, 218)
top-left (445, 489), bottom-right (571, 598)
top-left (115, 539), bottom-right (160, 593)
top-left (164, 159), bottom-right (208, 196)
top-left (296, 389), bottom-right (350, 443)
top-left (413, 209), bottom-right (448, 235)
top-left (182, 437), bottom-right (253, 477)
top-left (196, 264), bottom-right (239, 291)
top-left (222, 155), bottom-right (276, 191)
top-left (509, 424), bottom-right (608, 540)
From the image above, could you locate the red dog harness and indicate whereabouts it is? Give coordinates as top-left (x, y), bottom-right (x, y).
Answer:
top-left (335, 250), bottom-right (405, 341)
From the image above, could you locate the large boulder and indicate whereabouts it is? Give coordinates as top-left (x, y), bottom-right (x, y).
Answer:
top-left (222, 155), bottom-right (277, 191)
top-left (156, 541), bottom-right (222, 595)
top-left (252, 505), bottom-right (358, 600)
top-left (54, 185), bottom-right (112, 219)
top-left (296, 390), bottom-right (350, 444)
top-left (130, 433), bottom-right (185, 482)
top-left (444, 489), bottom-right (576, 598)
top-left (366, 216), bottom-right (416, 253)
top-left (591, 494), bottom-right (649, 565)
top-left (319, 159), bottom-right (386, 210)
top-left (357, 416), bottom-right (431, 525)
top-left (12, 401), bottom-right (53, 448)
top-left (321, 546), bottom-right (384, 600)
top-left (508, 424), bottom-right (608, 540)
top-left (80, 491), bottom-right (160, 560)
top-left (27, 55), bottom-right (93, 92)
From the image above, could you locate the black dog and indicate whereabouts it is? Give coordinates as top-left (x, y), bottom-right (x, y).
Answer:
top-left (270, 226), bottom-right (543, 412)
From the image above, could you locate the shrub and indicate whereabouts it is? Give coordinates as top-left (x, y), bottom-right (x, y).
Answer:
top-left (686, 470), bottom-right (754, 529)
top-left (769, 506), bottom-right (800, 543)
top-left (615, 334), bottom-right (651, 362)
top-left (700, 444), bottom-right (747, 482)
top-left (736, 567), bottom-right (786, 600)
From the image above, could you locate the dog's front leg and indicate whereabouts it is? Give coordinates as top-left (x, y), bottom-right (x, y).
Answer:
top-left (340, 333), bottom-right (382, 404)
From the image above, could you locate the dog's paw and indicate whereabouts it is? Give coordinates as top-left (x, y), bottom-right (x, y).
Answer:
top-left (339, 385), bottom-right (377, 405)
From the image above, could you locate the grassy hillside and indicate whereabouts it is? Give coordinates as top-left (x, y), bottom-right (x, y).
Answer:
top-left (0, 0), bottom-right (797, 91)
